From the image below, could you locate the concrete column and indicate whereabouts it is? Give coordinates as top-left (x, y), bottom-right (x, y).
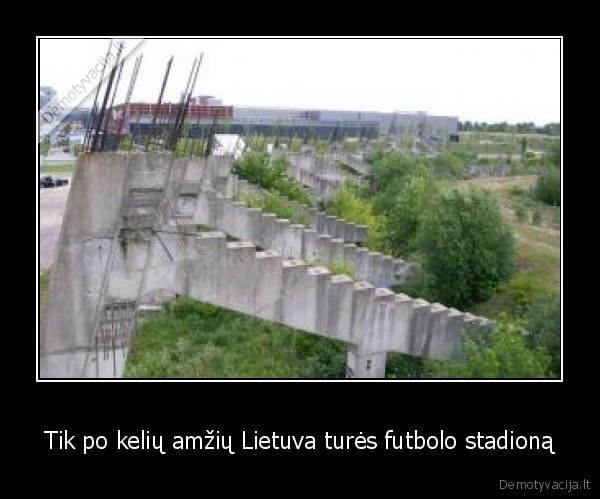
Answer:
top-left (354, 248), bottom-right (370, 280)
top-left (354, 225), bottom-right (368, 243)
top-left (329, 238), bottom-right (344, 263)
top-left (326, 275), bottom-right (354, 342)
top-left (316, 234), bottom-right (332, 264)
top-left (345, 222), bottom-right (357, 243)
top-left (381, 256), bottom-right (395, 288)
top-left (288, 224), bottom-right (305, 259)
top-left (325, 215), bottom-right (337, 237)
top-left (308, 208), bottom-right (318, 230)
top-left (302, 228), bottom-right (318, 263)
top-left (346, 346), bottom-right (387, 379)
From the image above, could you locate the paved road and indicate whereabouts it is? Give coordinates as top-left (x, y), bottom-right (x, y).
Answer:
top-left (39, 176), bottom-right (71, 270)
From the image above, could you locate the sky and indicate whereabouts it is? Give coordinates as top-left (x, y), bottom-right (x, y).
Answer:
top-left (39, 37), bottom-right (561, 125)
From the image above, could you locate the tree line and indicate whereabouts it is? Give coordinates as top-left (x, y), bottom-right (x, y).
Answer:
top-left (459, 121), bottom-right (560, 136)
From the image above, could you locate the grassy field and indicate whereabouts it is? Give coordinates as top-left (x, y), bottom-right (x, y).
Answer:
top-left (460, 176), bottom-right (560, 317)
top-left (40, 163), bottom-right (75, 174)
top-left (445, 132), bottom-right (558, 157)
top-left (124, 299), bottom-right (347, 378)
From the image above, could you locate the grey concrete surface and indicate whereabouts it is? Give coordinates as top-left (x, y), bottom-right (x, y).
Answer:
top-left (39, 175), bottom-right (72, 270)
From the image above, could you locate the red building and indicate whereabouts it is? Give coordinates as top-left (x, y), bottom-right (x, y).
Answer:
top-left (106, 102), bottom-right (233, 135)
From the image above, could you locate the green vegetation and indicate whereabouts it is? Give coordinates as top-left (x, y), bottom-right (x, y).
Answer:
top-left (458, 121), bottom-right (560, 136)
top-left (124, 299), bottom-right (346, 378)
top-left (535, 168), bottom-right (560, 206)
top-left (524, 297), bottom-right (560, 378)
top-left (40, 163), bottom-right (75, 174)
top-left (531, 207), bottom-right (543, 226)
top-left (326, 260), bottom-right (355, 279)
top-left (40, 141), bottom-right (50, 157)
top-left (382, 173), bottom-right (439, 257)
top-left (175, 137), bottom-right (207, 157)
top-left (240, 192), bottom-right (310, 227)
top-left (123, 136), bottom-right (560, 379)
top-left (324, 183), bottom-right (384, 250)
top-left (425, 318), bottom-right (550, 378)
top-left (118, 136), bottom-right (134, 151)
top-left (514, 203), bottom-right (528, 222)
top-left (234, 153), bottom-right (313, 205)
top-left (430, 152), bottom-right (466, 179)
top-left (417, 188), bottom-right (514, 309)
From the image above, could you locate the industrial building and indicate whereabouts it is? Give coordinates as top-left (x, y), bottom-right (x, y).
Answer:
top-left (106, 96), bottom-right (459, 142)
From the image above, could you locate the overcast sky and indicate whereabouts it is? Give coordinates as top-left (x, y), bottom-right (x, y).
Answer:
top-left (39, 37), bottom-right (561, 125)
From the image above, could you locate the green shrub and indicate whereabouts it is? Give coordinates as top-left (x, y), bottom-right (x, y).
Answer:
top-left (430, 152), bottom-right (465, 179)
top-left (509, 185), bottom-right (526, 197)
top-left (424, 318), bottom-right (550, 378)
top-left (327, 260), bottom-right (355, 279)
top-left (417, 188), bottom-right (515, 309)
top-left (551, 206), bottom-right (561, 225)
top-left (383, 174), bottom-right (439, 257)
top-left (532, 207), bottom-right (543, 225)
top-left (242, 192), bottom-right (309, 227)
top-left (513, 203), bottom-right (528, 222)
top-left (535, 168), bottom-right (560, 206)
top-left (233, 153), bottom-right (313, 205)
top-left (386, 353), bottom-right (425, 378)
top-left (324, 183), bottom-right (384, 251)
top-left (523, 297), bottom-right (560, 378)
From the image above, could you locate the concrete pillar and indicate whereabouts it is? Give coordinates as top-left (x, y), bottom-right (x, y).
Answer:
top-left (345, 222), bottom-right (357, 243)
top-left (316, 234), bottom-right (332, 264)
top-left (354, 247), bottom-right (370, 280)
top-left (288, 224), bottom-right (305, 259)
top-left (308, 207), bottom-right (319, 230)
top-left (302, 228), bottom-right (318, 263)
top-left (329, 238), bottom-right (344, 263)
top-left (325, 215), bottom-right (337, 237)
top-left (354, 225), bottom-right (368, 243)
top-left (346, 346), bottom-right (387, 379)
top-left (326, 275), bottom-right (354, 342)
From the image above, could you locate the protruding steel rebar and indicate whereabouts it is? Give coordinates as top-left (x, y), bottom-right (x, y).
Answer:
top-left (147, 56), bottom-right (174, 151)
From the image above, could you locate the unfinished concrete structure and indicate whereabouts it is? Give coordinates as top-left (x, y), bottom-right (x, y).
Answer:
top-left (40, 152), bottom-right (487, 379)
top-left (278, 149), bottom-right (367, 200)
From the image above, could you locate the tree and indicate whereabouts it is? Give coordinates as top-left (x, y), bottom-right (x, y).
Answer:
top-left (417, 188), bottom-right (514, 308)
top-left (383, 173), bottom-right (438, 257)
top-left (520, 137), bottom-right (528, 157)
top-left (425, 318), bottom-right (550, 378)
top-left (524, 297), bottom-right (560, 378)
top-left (547, 140), bottom-right (560, 167)
top-left (535, 168), bottom-right (560, 206)
top-left (430, 152), bottom-right (464, 179)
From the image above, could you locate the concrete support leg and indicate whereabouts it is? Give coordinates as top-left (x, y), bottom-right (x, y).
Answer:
top-left (346, 346), bottom-right (387, 379)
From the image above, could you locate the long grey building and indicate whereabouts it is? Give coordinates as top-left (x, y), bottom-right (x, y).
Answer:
top-left (109, 95), bottom-right (459, 141)
top-left (230, 105), bottom-right (458, 140)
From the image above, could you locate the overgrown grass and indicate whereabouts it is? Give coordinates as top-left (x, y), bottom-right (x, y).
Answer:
top-left (40, 163), bottom-right (75, 174)
top-left (233, 153), bottom-right (314, 205)
top-left (123, 297), bottom-right (460, 379)
top-left (465, 176), bottom-right (560, 318)
top-left (240, 192), bottom-right (310, 227)
top-left (124, 299), bottom-right (347, 378)
top-left (323, 183), bottom-right (385, 250)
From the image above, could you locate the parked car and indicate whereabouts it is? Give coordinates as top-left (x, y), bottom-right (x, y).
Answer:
top-left (40, 175), bottom-right (55, 188)
top-left (39, 175), bottom-right (69, 188)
